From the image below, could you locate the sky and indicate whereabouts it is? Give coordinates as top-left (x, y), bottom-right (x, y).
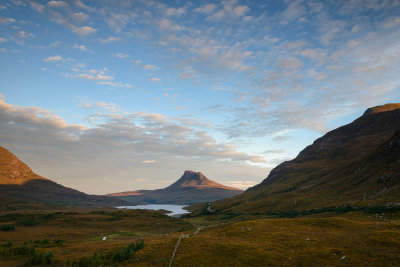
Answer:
top-left (0, 0), bottom-right (399, 195)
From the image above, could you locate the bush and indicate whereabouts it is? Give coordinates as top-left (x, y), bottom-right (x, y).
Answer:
top-left (55, 239), bottom-right (64, 245)
top-left (20, 219), bottom-right (38, 227)
top-left (70, 240), bottom-right (145, 267)
top-left (1, 224), bottom-right (15, 231)
top-left (33, 239), bottom-right (49, 246)
top-left (1, 243), bottom-right (54, 266)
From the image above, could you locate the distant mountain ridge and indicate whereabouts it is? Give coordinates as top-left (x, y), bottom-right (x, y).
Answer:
top-left (210, 103), bottom-right (400, 213)
top-left (0, 146), bottom-right (127, 207)
top-left (107, 170), bottom-right (243, 205)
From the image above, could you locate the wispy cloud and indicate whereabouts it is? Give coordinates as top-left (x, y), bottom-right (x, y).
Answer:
top-left (194, 4), bottom-right (216, 14)
top-left (113, 53), bottom-right (129, 59)
top-left (74, 44), bottom-right (92, 53)
top-left (227, 180), bottom-right (258, 189)
top-left (142, 160), bottom-right (157, 164)
top-left (47, 1), bottom-right (68, 8)
top-left (72, 26), bottom-right (96, 36)
top-left (76, 73), bottom-right (113, 81)
top-left (99, 36), bottom-right (121, 43)
top-left (43, 55), bottom-right (63, 62)
top-left (143, 65), bottom-right (157, 70)
top-left (149, 77), bottom-right (161, 82)
top-left (0, 17), bottom-right (15, 25)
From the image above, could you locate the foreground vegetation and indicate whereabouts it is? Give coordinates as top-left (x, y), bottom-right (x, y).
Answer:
top-left (0, 205), bottom-right (399, 266)
top-left (0, 207), bottom-right (191, 266)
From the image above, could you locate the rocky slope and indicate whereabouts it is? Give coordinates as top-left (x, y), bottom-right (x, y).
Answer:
top-left (211, 103), bottom-right (400, 213)
top-left (107, 170), bottom-right (243, 205)
top-left (0, 146), bottom-right (127, 207)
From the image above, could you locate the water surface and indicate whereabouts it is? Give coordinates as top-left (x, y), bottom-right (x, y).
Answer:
top-left (117, 204), bottom-right (190, 217)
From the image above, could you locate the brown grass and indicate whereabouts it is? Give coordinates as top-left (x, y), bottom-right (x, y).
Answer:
top-left (1, 208), bottom-right (400, 266)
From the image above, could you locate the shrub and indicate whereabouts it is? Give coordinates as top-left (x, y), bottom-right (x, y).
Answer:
top-left (20, 219), bottom-right (38, 227)
top-left (1, 224), bottom-right (15, 231)
top-left (1, 244), bottom-right (54, 266)
top-left (70, 240), bottom-right (145, 267)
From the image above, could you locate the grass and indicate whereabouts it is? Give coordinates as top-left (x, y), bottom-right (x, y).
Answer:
top-left (0, 206), bottom-right (399, 266)
top-left (0, 207), bottom-right (192, 266)
top-left (137, 214), bottom-right (400, 266)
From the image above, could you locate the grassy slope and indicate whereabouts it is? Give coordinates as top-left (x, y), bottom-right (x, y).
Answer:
top-left (210, 107), bottom-right (400, 214)
top-left (135, 212), bottom-right (400, 266)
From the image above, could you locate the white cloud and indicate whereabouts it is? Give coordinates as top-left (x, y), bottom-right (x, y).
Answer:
top-left (72, 26), bottom-right (96, 36)
top-left (142, 160), bottom-right (157, 164)
top-left (43, 55), bottom-right (63, 62)
top-left (47, 1), bottom-right (68, 8)
top-left (74, 0), bottom-right (95, 12)
top-left (50, 41), bottom-right (60, 47)
top-left (227, 180), bottom-right (258, 189)
top-left (0, 37), bottom-right (7, 43)
top-left (70, 12), bottom-right (89, 23)
top-left (0, 17), bottom-right (15, 25)
top-left (282, 0), bottom-right (306, 22)
top-left (74, 44), bottom-right (92, 53)
top-left (275, 57), bottom-right (303, 71)
top-left (194, 4), bottom-right (216, 13)
top-left (114, 53), bottom-right (130, 59)
top-left (106, 13), bottom-right (129, 32)
top-left (206, 1), bottom-right (250, 20)
top-left (165, 7), bottom-right (186, 17)
top-left (76, 73), bottom-right (113, 81)
top-left (16, 31), bottom-right (33, 39)
top-left (97, 81), bottom-right (133, 88)
top-left (149, 77), bottom-right (161, 82)
top-left (143, 64), bottom-right (157, 70)
top-left (158, 18), bottom-right (182, 31)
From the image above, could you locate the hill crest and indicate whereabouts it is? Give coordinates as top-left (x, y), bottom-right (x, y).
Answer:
top-left (0, 146), bottom-right (46, 185)
top-left (363, 103), bottom-right (400, 116)
top-left (0, 145), bottom-right (127, 206)
top-left (209, 103), bottom-right (400, 213)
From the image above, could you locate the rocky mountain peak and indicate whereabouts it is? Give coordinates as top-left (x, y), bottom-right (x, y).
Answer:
top-left (181, 170), bottom-right (208, 183)
top-left (173, 170), bottom-right (214, 187)
top-left (165, 170), bottom-right (241, 191)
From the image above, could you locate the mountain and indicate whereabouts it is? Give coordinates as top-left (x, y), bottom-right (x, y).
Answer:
top-left (107, 170), bottom-right (243, 205)
top-left (0, 146), bottom-right (127, 207)
top-left (211, 103), bottom-right (400, 213)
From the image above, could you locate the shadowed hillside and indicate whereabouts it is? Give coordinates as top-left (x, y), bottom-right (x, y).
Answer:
top-left (209, 103), bottom-right (400, 214)
top-left (0, 146), bottom-right (127, 207)
top-left (108, 170), bottom-right (243, 205)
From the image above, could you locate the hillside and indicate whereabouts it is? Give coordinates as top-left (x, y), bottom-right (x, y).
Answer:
top-left (210, 103), bottom-right (400, 213)
top-left (0, 146), bottom-right (127, 207)
top-left (107, 170), bottom-right (243, 205)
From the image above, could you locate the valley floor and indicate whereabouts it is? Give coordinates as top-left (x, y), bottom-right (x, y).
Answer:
top-left (1, 206), bottom-right (400, 266)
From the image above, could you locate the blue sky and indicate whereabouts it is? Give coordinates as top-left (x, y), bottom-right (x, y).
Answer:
top-left (0, 0), bottom-right (399, 194)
